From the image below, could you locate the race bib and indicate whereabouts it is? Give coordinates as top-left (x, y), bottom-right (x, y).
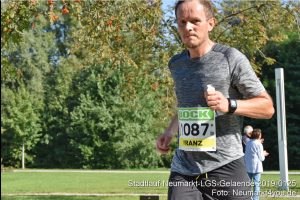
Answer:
top-left (178, 107), bottom-right (216, 151)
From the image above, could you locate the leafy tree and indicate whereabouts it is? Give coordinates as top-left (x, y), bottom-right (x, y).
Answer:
top-left (51, 59), bottom-right (165, 168)
top-left (32, 57), bottom-right (81, 168)
top-left (12, 0), bottom-right (169, 169)
top-left (1, 14), bottom-right (65, 168)
top-left (1, 0), bottom-right (41, 82)
top-left (245, 33), bottom-right (300, 170)
top-left (1, 85), bottom-right (41, 168)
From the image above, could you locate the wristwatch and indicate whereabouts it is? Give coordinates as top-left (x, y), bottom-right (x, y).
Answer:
top-left (227, 98), bottom-right (237, 114)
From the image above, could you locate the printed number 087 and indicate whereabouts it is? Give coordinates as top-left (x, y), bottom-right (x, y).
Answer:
top-left (180, 123), bottom-right (209, 136)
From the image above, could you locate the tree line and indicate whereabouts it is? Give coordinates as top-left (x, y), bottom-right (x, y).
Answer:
top-left (1, 0), bottom-right (299, 169)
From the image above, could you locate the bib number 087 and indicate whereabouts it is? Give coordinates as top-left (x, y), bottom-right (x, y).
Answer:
top-left (180, 123), bottom-right (209, 136)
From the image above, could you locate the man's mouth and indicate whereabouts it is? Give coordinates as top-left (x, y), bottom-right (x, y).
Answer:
top-left (186, 35), bottom-right (197, 38)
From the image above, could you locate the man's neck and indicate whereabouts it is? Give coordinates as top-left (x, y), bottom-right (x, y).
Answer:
top-left (188, 40), bottom-right (215, 58)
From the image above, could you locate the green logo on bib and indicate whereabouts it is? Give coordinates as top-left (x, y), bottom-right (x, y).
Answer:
top-left (178, 108), bottom-right (214, 120)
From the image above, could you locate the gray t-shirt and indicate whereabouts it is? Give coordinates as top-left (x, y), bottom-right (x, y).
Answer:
top-left (169, 43), bottom-right (265, 175)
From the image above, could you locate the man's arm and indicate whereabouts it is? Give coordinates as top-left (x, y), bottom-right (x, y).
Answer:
top-left (206, 91), bottom-right (275, 119)
top-left (235, 91), bottom-right (274, 119)
top-left (156, 114), bottom-right (178, 154)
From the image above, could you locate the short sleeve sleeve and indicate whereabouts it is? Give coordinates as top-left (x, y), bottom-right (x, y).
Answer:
top-left (228, 48), bottom-right (265, 98)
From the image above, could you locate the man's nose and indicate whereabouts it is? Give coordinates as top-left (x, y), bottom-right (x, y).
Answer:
top-left (184, 22), bottom-right (193, 32)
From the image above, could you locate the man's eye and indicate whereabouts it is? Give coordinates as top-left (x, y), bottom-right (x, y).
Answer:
top-left (192, 20), bottom-right (201, 24)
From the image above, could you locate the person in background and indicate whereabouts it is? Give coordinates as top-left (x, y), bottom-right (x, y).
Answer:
top-left (244, 129), bottom-right (269, 200)
top-left (242, 125), bottom-right (253, 153)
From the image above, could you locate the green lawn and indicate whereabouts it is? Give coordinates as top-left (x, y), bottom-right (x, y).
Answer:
top-left (1, 170), bottom-right (299, 200)
top-left (1, 171), bottom-right (169, 194)
top-left (1, 197), bottom-right (141, 200)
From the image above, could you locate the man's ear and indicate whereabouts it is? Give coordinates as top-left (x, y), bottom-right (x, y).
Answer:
top-left (208, 18), bottom-right (216, 32)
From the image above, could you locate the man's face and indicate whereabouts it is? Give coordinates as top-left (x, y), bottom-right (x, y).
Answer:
top-left (176, 0), bottom-right (215, 49)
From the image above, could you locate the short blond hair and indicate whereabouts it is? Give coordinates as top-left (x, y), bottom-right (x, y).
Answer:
top-left (175, 0), bottom-right (215, 19)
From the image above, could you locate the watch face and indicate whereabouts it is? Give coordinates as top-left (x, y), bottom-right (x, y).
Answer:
top-left (231, 100), bottom-right (237, 107)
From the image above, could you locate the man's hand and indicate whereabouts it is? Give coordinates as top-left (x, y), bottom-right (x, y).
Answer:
top-left (263, 150), bottom-right (269, 156)
top-left (156, 131), bottom-right (173, 154)
top-left (205, 90), bottom-right (229, 113)
top-left (156, 114), bottom-right (178, 154)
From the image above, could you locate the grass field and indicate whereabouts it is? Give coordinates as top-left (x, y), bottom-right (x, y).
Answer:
top-left (1, 197), bottom-right (137, 200)
top-left (1, 170), bottom-right (299, 200)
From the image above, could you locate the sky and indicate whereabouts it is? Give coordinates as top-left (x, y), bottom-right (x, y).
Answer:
top-left (162, 0), bottom-right (176, 11)
top-left (161, 0), bottom-right (176, 19)
top-left (161, 0), bottom-right (224, 18)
